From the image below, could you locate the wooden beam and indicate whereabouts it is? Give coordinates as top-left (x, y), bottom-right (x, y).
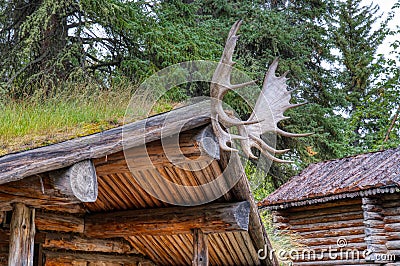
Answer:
top-left (8, 203), bottom-right (35, 266)
top-left (192, 229), bottom-right (208, 266)
top-left (40, 232), bottom-right (139, 254)
top-left (94, 125), bottom-right (219, 175)
top-left (43, 251), bottom-right (155, 265)
top-left (0, 161), bottom-right (97, 209)
top-left (0, 100), bottom-right (211, 185)
top-left (35, 211), bottom-right (84, 233)
top-left (49, 160), bottom-right (98, 202)
top-left (85, 201), bottom-right (250, 238)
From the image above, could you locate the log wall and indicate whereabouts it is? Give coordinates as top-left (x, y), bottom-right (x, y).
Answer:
top-left (273, 198), bottom-right (371, 266)
top-left (272, 192), bottom-right (400, 266)
top-left (381, 193), bottom-right (400, 264)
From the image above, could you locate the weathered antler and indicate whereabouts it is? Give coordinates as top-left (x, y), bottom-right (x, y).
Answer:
top-left (210, 20), bottom-right (312, 162)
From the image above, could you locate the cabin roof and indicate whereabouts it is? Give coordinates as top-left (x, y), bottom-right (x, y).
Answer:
top-left (260, 147), bottom-right (400, 210)
top-left (0, 100), bottom-right (275, 265)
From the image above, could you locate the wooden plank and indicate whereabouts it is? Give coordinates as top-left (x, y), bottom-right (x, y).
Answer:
top-left (192, 229), bottom-right (208, 266)
top-left (0, 101), bottom-right (211, 184)
top-left (35, 211), bottom-right (84, 233)
top-left (43, 251), bottom-right (154, 265)
top-left (8, 203), bottom-right (35, 266)
top-left (85, 201), bottom-right (250, 237)
top-left (41, 233), bottom-right (138, 254)
top-left (93, 126), bottom-right (216, 175)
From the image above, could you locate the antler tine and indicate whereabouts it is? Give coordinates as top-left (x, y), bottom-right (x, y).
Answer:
top-left (249, 134), bottom-right (290, 154)
top-left (213, 114), bottom-right (247, 152)
top-left (275, 128), bottom-right (314, 138)
top-left (221, 20), bottom-right (242, 65)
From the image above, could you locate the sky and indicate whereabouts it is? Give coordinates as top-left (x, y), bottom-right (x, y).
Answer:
top-left (370, 0), bottom-right (399, 58)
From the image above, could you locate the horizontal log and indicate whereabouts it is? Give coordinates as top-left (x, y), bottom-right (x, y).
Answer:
top-left (384, 216), bottom-right (400, 224)
top-left (380, 193), bottom-right (400, 201)
top-left (299, 234), bottom-right (366, 247)
top-left (41, 233), bottom-right (139, 254)
top-left (36, 211), bottom-right (84, 233)
top-left (386, 240), bottom-right (400, 250)
top-left (286, 203), bottom-right (362, 220)
top-left (43, 251), bottom-right (154, 265)
top-left (285, 198), bottom-right (362, 213)
top-left (383, 207), bottom-right (400, 216)
top-left (298, 242), bottom-right (368, 251)
top-left (85, 201), bottom-right (250, 238)
top-left (289, 211), bottom-right (363, 226)
top-left (385, 222), bottom-right (400, 232)
top-left (0, 101), bottom-right (211, 184)
top-left (298, 226), bottom-right (365, 239)
top-left (387, 231), bottom-right (400, 240)
top-left (290, 219), bottom-right (364, 232)
top-left (94, 126), bottom-right (217, 175)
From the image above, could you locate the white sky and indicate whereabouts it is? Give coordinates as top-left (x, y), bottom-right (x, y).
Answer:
top-left (369, 0), bottom-right (399, 58)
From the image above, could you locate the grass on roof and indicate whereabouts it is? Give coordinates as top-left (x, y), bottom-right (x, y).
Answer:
top-left (0, 84), bottom-right (176, 156)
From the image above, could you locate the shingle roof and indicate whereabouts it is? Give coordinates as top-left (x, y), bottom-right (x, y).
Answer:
top-left (260, 147), bottom-right (400, 209)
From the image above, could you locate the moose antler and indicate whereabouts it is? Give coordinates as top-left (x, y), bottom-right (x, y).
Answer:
top-left (210, 20), bottom-right (312, 162)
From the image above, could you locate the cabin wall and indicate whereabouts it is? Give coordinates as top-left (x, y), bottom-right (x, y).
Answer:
top-left (272, 192), bottom-right (400, 266)
top-left (381, 193), bottom-right (400, 265)
top-left (272, 198), bottom-right (373, 266)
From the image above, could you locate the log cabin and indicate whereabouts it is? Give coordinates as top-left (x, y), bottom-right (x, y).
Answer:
top-left (259, 148), bottom-right (400, 266)
top-left (0, 101), bottom-right (278, 266)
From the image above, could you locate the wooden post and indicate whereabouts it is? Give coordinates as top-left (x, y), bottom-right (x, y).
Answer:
top-left (8, 203), bottom-right (35, 266)
top-left (192, 229), bottom-right (208, 266)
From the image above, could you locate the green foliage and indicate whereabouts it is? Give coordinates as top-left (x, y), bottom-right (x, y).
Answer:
top-left (1, 0), bottom-right (399, 199)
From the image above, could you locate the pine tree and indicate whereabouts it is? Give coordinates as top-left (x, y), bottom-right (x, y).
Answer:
top-left (330, 0), bottom-right (400, 152)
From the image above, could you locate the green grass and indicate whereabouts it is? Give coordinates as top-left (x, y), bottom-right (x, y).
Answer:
top-left (0, 88), bottom-right (132, 155)
top-left (0, 83), bottom-right (179, 156)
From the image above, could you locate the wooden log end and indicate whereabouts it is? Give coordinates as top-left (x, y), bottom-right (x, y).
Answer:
top-left (69, 160), bottom-right (98, 202)
top-left (195, 125), bottom-right (220, 160)
top-left (235, 201), bottom-right (250, 231)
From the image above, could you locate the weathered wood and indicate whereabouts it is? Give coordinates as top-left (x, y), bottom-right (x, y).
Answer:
top-left (298, 226), bottom-right (365, 239)
top-left (94, 126), bottom-right (217, 175)
top-left (219, 150), bottom-right (277, 266)
top-left (85, 201), bottom-right (250, 237)
top-left (35, 211), bottom-right (84, 233)
top-left (386, 240), bottom-right (400, 250)
top-left (290, 218), bottom-right (365, 232)
top-left (289, 210), bottom-right (363, 225)
top-left (43, 251), bottom-right (154, 265)
top-left (194, 125), bottom-right (220, 160)
top-left (362, 196), bottom-right (388, 260)
top-left (8, 203), bottom-right (35, 266)
top-left (41, 233), bottom-right (138, 254)
top-left (272, 198), bottom-right (362, 213)
top-left (0, 101), bottom-right (211, 185)
top-left (192, 229), bottom-right (208, 266)
top-left (0, 168), bottom-right (97, 210)
top-left (50, 160), bottom-right (98, 202)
